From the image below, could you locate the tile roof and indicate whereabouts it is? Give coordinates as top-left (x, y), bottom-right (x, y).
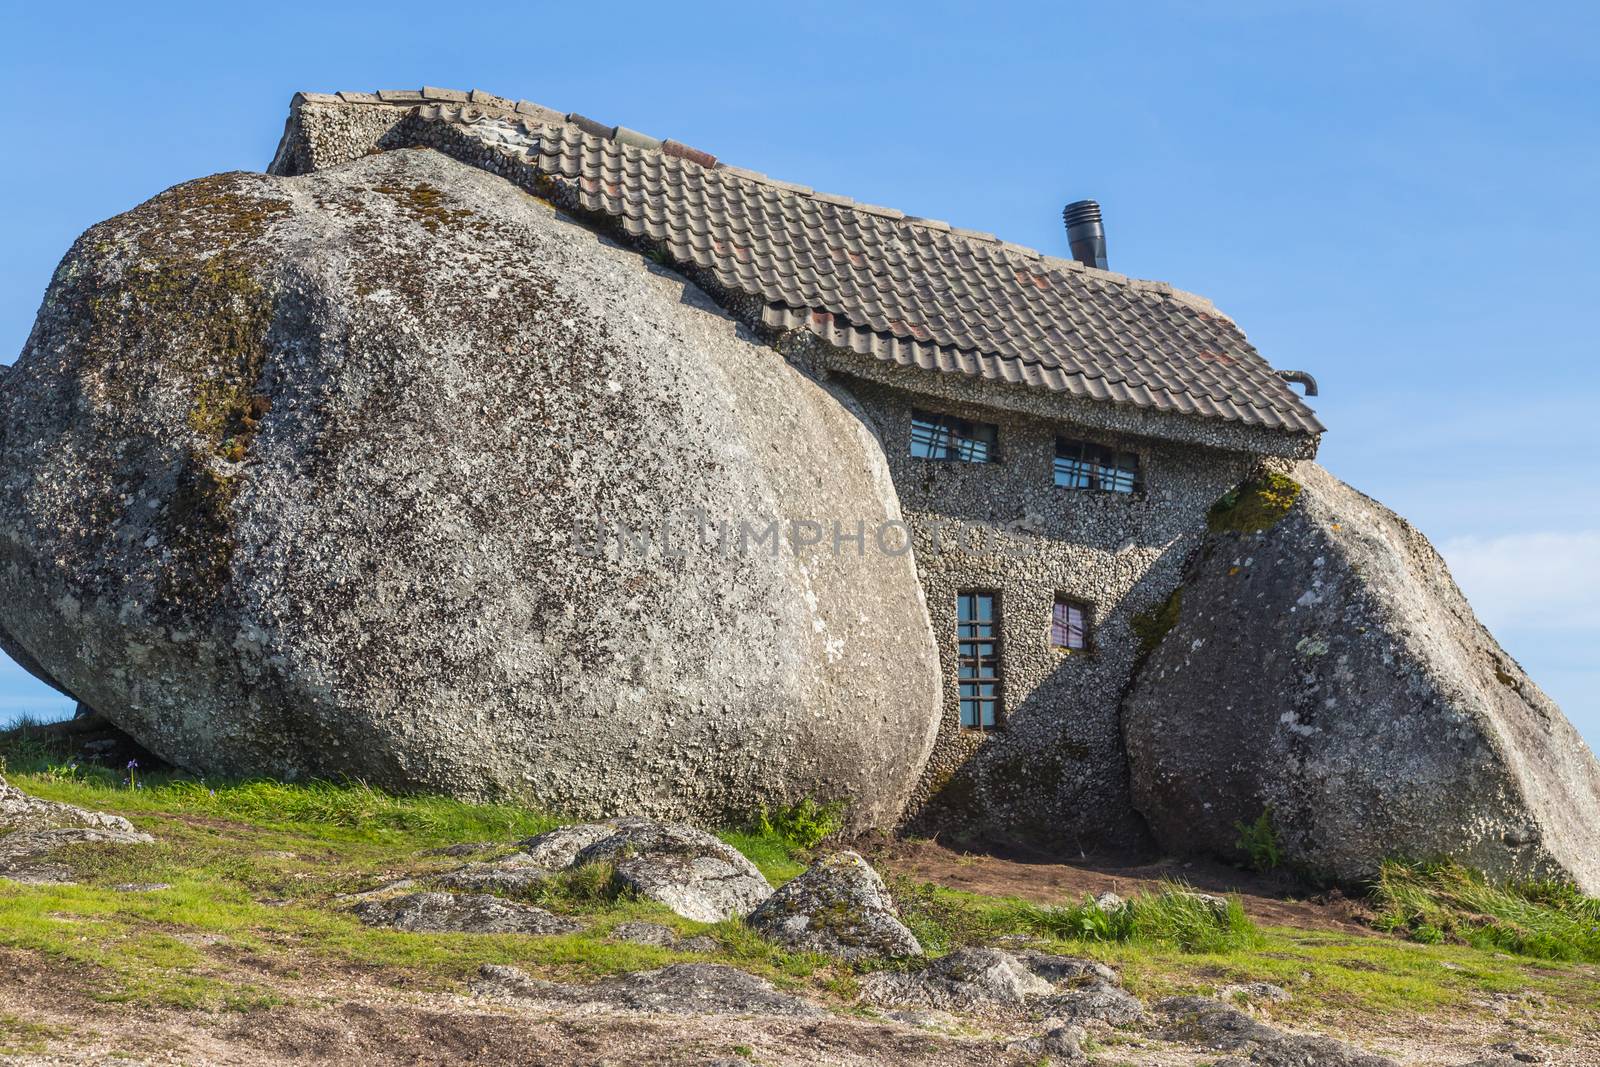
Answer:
top-left (288, 91), bottom-right (1324, 437)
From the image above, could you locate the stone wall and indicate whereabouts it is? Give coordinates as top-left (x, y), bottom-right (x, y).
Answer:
top-left (836, 373), bottom-right (1257, 852)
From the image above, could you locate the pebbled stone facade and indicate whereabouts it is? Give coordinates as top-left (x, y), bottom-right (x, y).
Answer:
top-left (831, 369), bottom-right (1256, 851)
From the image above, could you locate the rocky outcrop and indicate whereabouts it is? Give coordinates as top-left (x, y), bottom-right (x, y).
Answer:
top-left (747, 851), bottom-right (921, 960)
top-left (0, 774), bottom-right (154, 883)
top-left (0, 148), bottom-right (941, 831)
top-left (430, 818), bottom-right (773, 923)
top-left (1123, 462), bottom-right (1600, 892)
top-left (859, 947), bottom-right (1108, 1015)
top-left (568, 819), bottom-right (773, 923)
top-left (472, 962), bottom-right (827, 1018)
top-left (352, 891), bottom-right (579, 935)
top-left (1153, 995), bottom-right (1396, 1067)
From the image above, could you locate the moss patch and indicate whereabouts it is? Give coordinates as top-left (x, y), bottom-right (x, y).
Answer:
top-left (73, 174), bottom-right (290, 610)
top-left (1132, 588), bottom-right (1183, 660)
top-left (373, 182), bottom-right (478, 233)
top-left (1207, 471), bottom-right (1303, 534)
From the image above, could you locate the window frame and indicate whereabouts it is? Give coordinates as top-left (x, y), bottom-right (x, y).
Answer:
top-left (911, 408), bottom-right (1000, 464)
top-left (1053, 437), bottom-right (1143, 494)
top-left (1049, 595), bottom-right (1093, 655)
top-left (956, 589), bottom-right (1003, 731)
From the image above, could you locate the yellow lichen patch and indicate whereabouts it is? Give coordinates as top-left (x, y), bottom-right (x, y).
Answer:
top-left (372, 181), bottom-right (478, 233)
top-left (1207, 471), bottom-right (1303, 534)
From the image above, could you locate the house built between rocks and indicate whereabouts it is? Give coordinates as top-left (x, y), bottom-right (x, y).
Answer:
top-left (268, 88), bottom-right (1325, 851)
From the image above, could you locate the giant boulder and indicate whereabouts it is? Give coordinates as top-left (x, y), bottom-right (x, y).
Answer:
top-left (1123, 462), bottom-right (1600, 891)
top-left (0, 148), bottom-right (941, 829)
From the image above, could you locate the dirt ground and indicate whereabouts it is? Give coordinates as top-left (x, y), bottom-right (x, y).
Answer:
top-left (863, 834), bottom-right (1379, 933)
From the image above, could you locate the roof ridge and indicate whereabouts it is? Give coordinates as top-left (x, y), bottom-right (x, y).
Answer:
top-left (295, 88), bottom-right (1234, 325)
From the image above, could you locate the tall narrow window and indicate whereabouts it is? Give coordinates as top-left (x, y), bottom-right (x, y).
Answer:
top-left (1054, 438), bottom-right (1142, 493)
top-left (912, 409), bottom-right (998, 463)
top-left (1050, 597), bottom-right (1091, 652)
top-left (957, 591), bottom-right (1002, 729)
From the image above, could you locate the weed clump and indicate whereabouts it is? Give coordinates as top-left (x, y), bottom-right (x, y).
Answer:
top-left (886, 875), bottom-right (1261, 955)
top-left (1372, 860), bottom-right (1600, 962)
top-left (1234, 808), bottom-right (1282, 872)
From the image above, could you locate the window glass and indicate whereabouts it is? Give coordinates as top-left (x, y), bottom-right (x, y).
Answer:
top-left (913, 409), bottom-right (998, 463)
top-left (1054, 438), bottom-right (1142, 493)
top-left (957, 591), bottom-right (1001, 729)
top-left (1051, 598), bottom-right (1090, 651)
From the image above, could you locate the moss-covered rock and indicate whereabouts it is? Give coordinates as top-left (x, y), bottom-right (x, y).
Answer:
top-left (747, 850), bottom-right (921, 961)
top-left (1123, 462), bottom-right (1600, 893)
top-left (1206, 470), bottom-right (1302, 534)
top-left (0, 150), bottom-right (942, 830)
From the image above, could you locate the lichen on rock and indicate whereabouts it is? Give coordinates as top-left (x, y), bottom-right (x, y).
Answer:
top-left (0, 149), bottom-right (942, 829)
top-left (1124, 461), bottom-right (1600, 892)
top-left (746, 850), bottom-right (921, 960)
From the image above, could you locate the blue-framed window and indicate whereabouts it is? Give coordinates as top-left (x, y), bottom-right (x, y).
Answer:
top-left (912, 409), bottom-right (998, 463)
top-left (1054, 438), bottom-right (1141, 493)
top-left (958, 591), bottom-right (1001, 729)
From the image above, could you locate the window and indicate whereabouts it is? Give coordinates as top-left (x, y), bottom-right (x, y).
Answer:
top-left (957, 591), bottom-right (1002, 729)
top-left (1050, 597), bottom-right (1091, 652)
top-left (1054, 438), bottom-right (1141, 493)
top-left (912, 409), bottom-right (998, 463)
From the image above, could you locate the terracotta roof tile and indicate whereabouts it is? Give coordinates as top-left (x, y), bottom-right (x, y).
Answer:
top-left (305, 93), bottom-right (1323, 436)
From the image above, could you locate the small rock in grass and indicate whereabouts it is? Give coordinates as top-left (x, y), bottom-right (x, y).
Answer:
top-left (515, 823), bottom-right (618, 869)
top-left (1007, 1023), bottom-right (1088, 1064)
top-left (1218, 981), bottom-right (1291, 1004)
top-left (861, 947), bottom-right (1054, 1014)
top-left (570, 819), bottom-right (772, 923)
top-left (610, 921), bottom-right (679, 947)
top-left (746, 850), bottom-right (921, 960)
top-left (1013, 949), bottom-right (1120, 987)
top-left (422, 841), bottom-right (501, 858)
top-left (1154, 995), bottom-right (1397, 1067)
top-left (354, 891), bottom-right (580, 935)
top-left (432, 856), bottom-right (551, 894)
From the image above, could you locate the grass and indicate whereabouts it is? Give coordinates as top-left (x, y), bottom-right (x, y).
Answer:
top-left (1372, 859), bottom-right (1600, 962)
top-left (885, 875), bottom-right (1261, 956)
top-left (2, 723), bottom-right (1598, 1039)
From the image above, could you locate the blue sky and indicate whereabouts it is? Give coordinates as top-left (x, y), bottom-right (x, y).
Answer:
top-left (2, 1), bottom-right (1596, 742)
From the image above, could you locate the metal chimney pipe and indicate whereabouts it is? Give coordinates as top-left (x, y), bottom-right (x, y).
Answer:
top-left (1063, 200), bottom-right (1108, 270)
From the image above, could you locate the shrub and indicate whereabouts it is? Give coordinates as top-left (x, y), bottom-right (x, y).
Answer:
top-left (1234, 809), bottom-right (1282, 872)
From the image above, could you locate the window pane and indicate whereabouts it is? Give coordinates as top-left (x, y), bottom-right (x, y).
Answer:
top-left (1051, 599), bottom-right (1089, 649)
top-left (911, 415), bottom-right (950, 459)
top-left (1056, 438), bottom-right (1140, 493)
top-left (913, 410), bottom-right (997, 463)
top-left (980, 702), bottom-right (996, 727)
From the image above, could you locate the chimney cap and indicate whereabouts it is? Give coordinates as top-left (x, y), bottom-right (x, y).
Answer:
top-left (1063, 200), bottom-right (1107, 270)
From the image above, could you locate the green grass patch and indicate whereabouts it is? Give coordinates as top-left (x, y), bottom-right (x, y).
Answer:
top-left (1372, 860), bottom-right (1600, 962)
top-left (886, 876), bottom-right (1261, 955)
